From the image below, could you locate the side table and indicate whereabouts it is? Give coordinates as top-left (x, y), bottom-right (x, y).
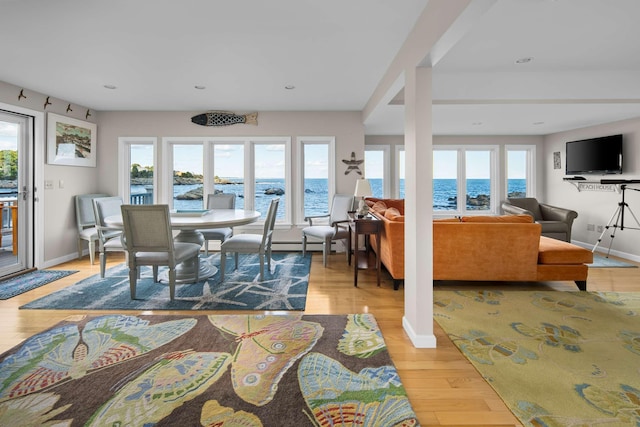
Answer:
top-left (347, 214), bottom-right (382, 287)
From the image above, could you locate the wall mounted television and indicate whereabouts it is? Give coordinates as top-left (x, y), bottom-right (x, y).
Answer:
top-left (565, 134), bottom-right (623, 175)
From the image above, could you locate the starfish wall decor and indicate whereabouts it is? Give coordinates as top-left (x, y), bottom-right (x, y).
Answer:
top-left (342, 152), bottom-right (363, 175)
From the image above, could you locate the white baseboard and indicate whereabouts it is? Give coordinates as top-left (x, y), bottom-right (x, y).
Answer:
top-left (402, 316), bottom-right (437, 348)
top-left (572, 239), bottom-right (640, 263)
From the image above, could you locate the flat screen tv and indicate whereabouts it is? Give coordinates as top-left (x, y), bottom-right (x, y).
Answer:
top-left (565, 134), bottom-right (623, 175)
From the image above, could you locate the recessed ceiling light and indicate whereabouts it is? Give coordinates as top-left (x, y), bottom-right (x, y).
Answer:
top-left (472, 122), bottom-right (483, 126)
top-left (284, 85), bottom-right (295, 90)
top-left (194, 85), bottom-right (206, 90)
top-left (515, 57), bottom-right (534, 64)
top-left (533, 121), bottom-right (545, 125)
top-left (103, 84), bottom-right (117, 89)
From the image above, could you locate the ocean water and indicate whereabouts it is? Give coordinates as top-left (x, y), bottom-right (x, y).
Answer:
top-left (132, 178), bottom-right (526, 218)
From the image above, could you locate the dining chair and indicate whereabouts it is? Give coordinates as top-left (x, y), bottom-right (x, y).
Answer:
top-left (199, 193), bottom-right (236, 256)
top-left (75, 193), bottom-right (109, 264)
top-left (92, 196), bottom-right (126, 278)
top-left (120, 204), bottom-right (201, 300)
top-left (220, 198), bottom-right (279, 281)
top-left (301, 194), bottom-right (354, 266)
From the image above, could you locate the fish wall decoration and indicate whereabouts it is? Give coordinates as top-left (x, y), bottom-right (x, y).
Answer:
top-left (191, 111), bottom-right (258, 127)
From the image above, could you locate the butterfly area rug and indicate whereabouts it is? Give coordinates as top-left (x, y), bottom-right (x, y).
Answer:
top-left (0, 313), bottom-right (420, 426)
top-left (21, 253), bottom-right (310, 311)
top-left (0, 269), bottom-right (77, 300)
top-left (434, 289), bottom-right (640, 426)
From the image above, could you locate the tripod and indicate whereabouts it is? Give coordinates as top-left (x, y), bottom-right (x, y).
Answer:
top-left (592, 185), bottom-right (640, 256)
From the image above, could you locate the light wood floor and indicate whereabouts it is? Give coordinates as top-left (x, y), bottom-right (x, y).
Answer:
top-left (1, 251), bottom-right (639, 426)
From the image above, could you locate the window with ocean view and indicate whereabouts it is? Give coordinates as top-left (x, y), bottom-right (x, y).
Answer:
top-left (119, 137), bottom-right (157, 206)
top-left (172, 143), bottom-right (204, 210)
top-left (506, 145), bottom-right (535, 198)
top-left (213, 143), bottom-right (244, 209)
top-left (433, 150), bottom-right (458, 211)
top-left (365, 146), bottom-right (388, 198)
top-left (254, 142), bottom-right (287, 221)
top-left (301, 140), bottom-right (331, 219)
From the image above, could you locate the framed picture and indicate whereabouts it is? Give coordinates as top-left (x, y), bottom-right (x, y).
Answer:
top-left (47, 113), bottom-right (97, 167)
top-left (553, 151), bottom-right (561, 170)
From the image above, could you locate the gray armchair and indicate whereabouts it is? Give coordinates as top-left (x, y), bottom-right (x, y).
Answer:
top-left (501, 197), bottom-right (578, 242)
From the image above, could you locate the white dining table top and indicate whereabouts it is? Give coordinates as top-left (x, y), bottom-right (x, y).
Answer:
top-left (104, 208), bottom-right (261, 230)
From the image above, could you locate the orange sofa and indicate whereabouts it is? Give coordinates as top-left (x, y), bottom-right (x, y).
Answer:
top-left (365, 198), bottom-right (593, 291)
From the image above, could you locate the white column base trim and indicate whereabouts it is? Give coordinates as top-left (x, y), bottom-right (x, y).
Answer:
top-left (402, 316), bottom-right (437, 348)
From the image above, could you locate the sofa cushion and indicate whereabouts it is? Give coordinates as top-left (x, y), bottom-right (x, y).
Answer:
top-left (370, 201), bottom-right (388, 213)
top-left (538, 236), bottom-right (593, 265)
top-left (384, 207), bottom-right (404, 222)
top-left (461, 214), bottom-right (533, 223)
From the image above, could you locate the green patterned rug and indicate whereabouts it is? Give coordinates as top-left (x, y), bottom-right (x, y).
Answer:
top-left (434, 290), bottom-right (640, 426)
top-left (0, 314), bottom-right (420, 426)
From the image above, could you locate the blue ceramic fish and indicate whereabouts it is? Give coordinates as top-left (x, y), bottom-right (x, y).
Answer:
top-left (191, 111), bottom-right (258, 126)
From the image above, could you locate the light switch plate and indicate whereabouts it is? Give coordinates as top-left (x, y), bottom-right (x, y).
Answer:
top-left (45, 180), bottom-right (53, 189)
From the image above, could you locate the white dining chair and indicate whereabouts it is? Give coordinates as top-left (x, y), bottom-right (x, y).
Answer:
top-left (75, 193), bottom-right (109, 264)
top-left (92, 196), bottom-right (126, 278)
top-left (220, 198), bottom-right (279, 281)
top-left (301, 194), bottom-right (354, 266)
top-left (120, 204), bottom-right (201, 300)
top-left (198, 193), bottom-right (235, 256)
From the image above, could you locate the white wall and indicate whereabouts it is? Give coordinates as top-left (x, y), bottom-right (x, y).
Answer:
top-left (544, 117), bottom-right (640, 261)
top-left (0, 80), bottom-right (100, 266)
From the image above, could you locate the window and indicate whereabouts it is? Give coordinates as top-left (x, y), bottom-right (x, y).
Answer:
top-left (298, 137), bottom-right (335, 222)
top-left (364, 145), bottom-right (389, 198)
top-left (506, 145), bottom-right (536, 198)
top-left (434, 145), bottom-right (498, 215)
top-left (212, 143), bottom-right (245, 209)
top-left (172, 143), bottom-right (204, 210)
top-left (118, 137), bottom-right (157, 205)
top-left (396, 145), bottom-right (405, 199)
top-left (253, 140), bottom-right (289, 221)
top-left (161, 137), bottom-right (291, 224)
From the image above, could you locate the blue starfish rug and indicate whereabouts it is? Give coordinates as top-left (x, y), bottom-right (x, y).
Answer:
top-left (20, 253), bottom-right (310, 311)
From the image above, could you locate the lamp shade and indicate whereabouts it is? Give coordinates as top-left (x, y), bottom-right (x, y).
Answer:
top-left (354, 178), bottom-right (372, 198)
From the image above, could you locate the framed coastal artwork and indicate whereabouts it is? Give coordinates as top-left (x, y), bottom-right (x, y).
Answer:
top-left (47, 113), bottom-right (97, 167)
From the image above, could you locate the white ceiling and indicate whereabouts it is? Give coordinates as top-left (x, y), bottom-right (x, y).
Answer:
top-left (2, 0), bottom-right (640, 136)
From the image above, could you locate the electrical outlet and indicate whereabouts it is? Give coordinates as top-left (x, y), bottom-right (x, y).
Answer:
top-left (597, 225), bottom-right (604, 233)
top-left (587, 223), bottom-right (595, 231)
top-left (44, 180), bottom-right (53, 189)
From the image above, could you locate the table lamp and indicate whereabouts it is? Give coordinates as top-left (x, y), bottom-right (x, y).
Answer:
top-left (354, 178), bottom-right (372, 217)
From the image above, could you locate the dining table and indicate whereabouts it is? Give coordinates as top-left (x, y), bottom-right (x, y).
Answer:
top-left (104, 208), bottom-right (261, 284)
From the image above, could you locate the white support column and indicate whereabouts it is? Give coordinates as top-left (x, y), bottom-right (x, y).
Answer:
top-left (403, 66), bottom-right (436, 348)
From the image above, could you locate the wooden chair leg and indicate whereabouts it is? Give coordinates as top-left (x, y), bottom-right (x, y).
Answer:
top-left (220, 251), bottom-right (226, 281)
top-left (302, 235), bottom-right (307, 256)
top-left (259, 253), bottom-right (264, 281)
top-left (168, 269), bottom-right (176, 300)
top-left (129, 267), bottom-right (137, 299)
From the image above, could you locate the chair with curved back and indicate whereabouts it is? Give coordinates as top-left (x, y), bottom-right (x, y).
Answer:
top-left (120, 204), bottom-right (201, 300)
top-left (198, 193), bottom-right (236, 256)
top-left (75, 193), bottom-right (109, 264)
top-left (92, 196), bottom-right (126, 278)
top-left (220, 198), bottom-right (279, 281)
top-left (301, 194), bottom-right (354, 266)
top-left (501, 197), bottom-right (578, 242)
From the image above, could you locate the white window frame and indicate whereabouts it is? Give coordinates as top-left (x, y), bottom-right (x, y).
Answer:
top-left (250, 137), bottom-right (292, 224)
top-left (434, 145), bottom-right (499, 216)
top-left (505, 144), bottom-right (536, 198)
top-left (395, 145), bottom-right (405, 199)
top-left (162, 137), bottom-right (207, 208)
top-left (364, 144), bottom-right (390, 198)
top-left (118, 137), bottom-right (159, 204)
top-left (296, 136), bottom-right (335, 225)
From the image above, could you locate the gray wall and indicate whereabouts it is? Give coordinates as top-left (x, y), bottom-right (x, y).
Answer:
top-left (544, 117), bottom-right (640, 260)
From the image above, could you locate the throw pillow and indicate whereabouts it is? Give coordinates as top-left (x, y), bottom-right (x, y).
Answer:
top-left (384, 207), bottom-right (404, 222)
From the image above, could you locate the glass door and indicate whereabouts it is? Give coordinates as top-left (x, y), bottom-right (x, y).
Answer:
top-left (0, 111), bottom-right (33, 277)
